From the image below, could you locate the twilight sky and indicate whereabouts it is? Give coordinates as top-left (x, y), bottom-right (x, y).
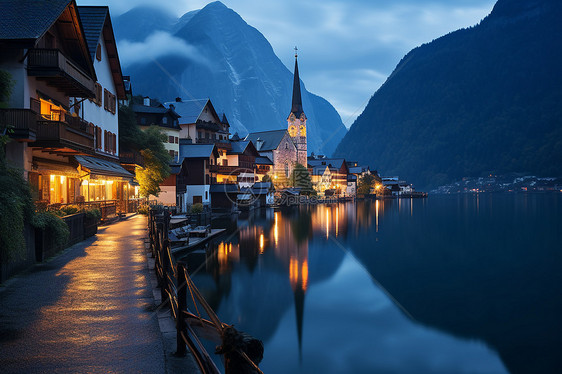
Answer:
top-left (79, 0), bottom-right (497, 127)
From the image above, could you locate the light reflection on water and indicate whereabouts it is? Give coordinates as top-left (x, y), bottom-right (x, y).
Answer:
top-left (180, 194), bottom-right (562, 373)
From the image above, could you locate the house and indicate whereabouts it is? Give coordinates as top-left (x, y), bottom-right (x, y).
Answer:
top-left (251, 182), bottom-right (275, 207)
top-left (347, 163), bottom-right (371, 197)
top-left (209, 183), bottom-right (239, 211)
top-left (255, 156), bottom-right (274, 182)
top-left (164, 98), bottom-right (230, 144)
top-left (245, 129), bottom-right (298, 184)
top-left (221, 140), bottom-right (260, 188)
top-left (132, 97), bottom-right (181, 162)
top-left (308, 158), bottom-right (349, 196)
top-left (177, 140), bottom-right (219, 211)
top-left (0, 0), bottom-right (133, 212)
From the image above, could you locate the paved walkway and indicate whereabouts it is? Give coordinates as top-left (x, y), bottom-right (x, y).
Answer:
top-left (0, 215), bottom-right (193, 373)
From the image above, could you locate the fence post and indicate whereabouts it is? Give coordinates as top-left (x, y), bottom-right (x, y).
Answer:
top-left (176, 261), bottom-right (187, 356)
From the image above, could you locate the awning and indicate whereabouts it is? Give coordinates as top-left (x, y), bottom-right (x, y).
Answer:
top-left (75, 155), bottom-right (133, 181)
top-left (33, 160), bottom-right (81, 177)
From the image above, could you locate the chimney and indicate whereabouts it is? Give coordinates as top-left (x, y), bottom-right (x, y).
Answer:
top-left (175, 97), bottom-right (182, 102)
top-left (256, 138), bottom-right (264, 151)
top-left (143, 96), bottom-right (150, 106)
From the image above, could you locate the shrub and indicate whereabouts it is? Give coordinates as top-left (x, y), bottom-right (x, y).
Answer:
top-left (84, 208), bottom-right (101, 222)
top-left (32, 212), bottom-right (69, 252)
top-left (138, 204), bottom-right (150, 215)
top-left (191, 203), bottom-right (203, 214)
top-left (58, 204), bottom-right (80, 216)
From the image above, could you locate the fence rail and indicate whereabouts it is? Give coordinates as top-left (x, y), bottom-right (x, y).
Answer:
top-left (148, 207), bottom-right (264, 374)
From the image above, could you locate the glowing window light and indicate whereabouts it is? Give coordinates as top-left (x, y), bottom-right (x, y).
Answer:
top-left (259, 233), bottom-right (264, 253)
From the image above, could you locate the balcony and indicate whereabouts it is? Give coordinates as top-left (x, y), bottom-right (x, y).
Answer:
top-left (27, 49), bottom-right (95, 98)
top-left (209, 164), bottom-right (254, 175)
top-left (0, 108), bottom-right (38, 141)
top-left (34, 116), bottom-right (95, 155)
top-left (120, 151), bottom-right (145, 167)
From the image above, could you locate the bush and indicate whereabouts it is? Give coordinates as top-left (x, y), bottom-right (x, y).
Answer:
top-left (57, 205), bottom-right (80, 216)
top-left (191, 203), bottom-right (203, 214)
top-left (0, 161), bottom-right (35, 261)
top-left (84, 208), bottom-right (101, 221)
top-left (32, 212), bottom-right (69, 252)
top-left (138, 204), bottom-right (150, 215)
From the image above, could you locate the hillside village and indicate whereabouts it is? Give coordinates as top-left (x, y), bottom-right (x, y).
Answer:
top-left (0, 0), bottom-right (419, 218)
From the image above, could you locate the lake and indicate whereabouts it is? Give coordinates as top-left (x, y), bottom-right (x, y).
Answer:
top-left (179, 194), bottom-right (562, 373)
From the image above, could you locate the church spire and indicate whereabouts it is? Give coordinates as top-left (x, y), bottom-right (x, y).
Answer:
top-left (291, 47), bottom-right (304, 117)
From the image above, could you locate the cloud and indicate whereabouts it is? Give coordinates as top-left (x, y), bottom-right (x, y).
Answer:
top-left (117, 31), bottom-right (209, 68)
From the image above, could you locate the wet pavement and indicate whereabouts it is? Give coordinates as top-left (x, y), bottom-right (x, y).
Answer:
top-left (0, 215), bottom-right (171, 373)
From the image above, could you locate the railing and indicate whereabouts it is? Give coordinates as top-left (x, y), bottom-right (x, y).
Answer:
top-left (27, 49), bottom-right (95, 95)
top-left (43, 201), bottom-right (118, 222)
top-left (0, 108), bottom-right (37, 140)
top-left (120, 151), bottom-right (144, 166)
top-left (35, 119), bottom-right (95, 153)
top-left (209, 165), bottom-right (245, 175)
top-left (148, 208), bottom-right (264, 374)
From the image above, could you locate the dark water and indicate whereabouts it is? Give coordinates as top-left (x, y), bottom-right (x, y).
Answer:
top-left (179, 194), bottom-right (562, 373)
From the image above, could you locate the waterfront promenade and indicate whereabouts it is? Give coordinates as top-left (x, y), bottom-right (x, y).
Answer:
top-left (0, 215), bottom-right (192, 373)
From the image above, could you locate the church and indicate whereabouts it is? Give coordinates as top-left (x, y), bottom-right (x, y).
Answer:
top-left (244, 50), bottom-right (307, 183)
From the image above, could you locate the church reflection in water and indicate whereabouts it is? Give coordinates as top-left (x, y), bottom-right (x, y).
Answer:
top-left (179, 200), bottom-right (394, 354)
top-left (178, 195), bottom-right (562, 374)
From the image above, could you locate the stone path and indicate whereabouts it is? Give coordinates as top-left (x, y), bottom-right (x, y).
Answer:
top-left (0, 215), bottom-right (199, 374)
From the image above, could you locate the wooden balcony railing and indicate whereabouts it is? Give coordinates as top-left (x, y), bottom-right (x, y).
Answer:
top-left (27, 49), bottom-right (95, 97)
top-left (35, 118), bottom-right (95, 154)
top-left (120, 151), bottom-right (145, 166)
top-left (0, 108), bottom-right (38, 141)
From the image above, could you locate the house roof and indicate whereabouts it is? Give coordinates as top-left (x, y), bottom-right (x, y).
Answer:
top-left (255, 156), bottom-right (273, 165)
top-left (75, 155), bottom-right (133, 179)
top-left (78, 6), bottom-right (125, 99)
top-left (252, 182), bottom-right (274, 194)
top-left (210, 184), bottom-right (239, 193)
top-left (0, 0), bottom-right (71, 42)
top-left (308, 158), bottom-right (346, 170)
top-left (245, 129), bottom-right (290, 151)
top-left (0, 0), bottom-right (96, 80)
top-left (229, 141), bottom-right (259, 156)
top-left (132, 103), bottom-right (168, 114)
top-left (179, 144), bottom-right (217, 159)
top-left (164, 99), bottom-right (219, 124)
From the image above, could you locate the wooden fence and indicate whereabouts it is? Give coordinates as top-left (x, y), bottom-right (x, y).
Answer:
top-left (148, 207), bottom-right (264, 374)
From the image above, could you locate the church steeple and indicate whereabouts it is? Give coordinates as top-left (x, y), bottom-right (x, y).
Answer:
top-left (288, 47), bottom-right (307, 166)
top-left (291, 48), bottom-right (304, 118)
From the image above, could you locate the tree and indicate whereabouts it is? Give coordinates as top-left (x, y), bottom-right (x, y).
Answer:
top-left (135, 126), bottom-right (171, 197)
top-left (118, 102), bottom-right (171, 198)
top-left (357, 174), bottom-right (375, 195)
top-left (290, 163), bottom-right (316, 195)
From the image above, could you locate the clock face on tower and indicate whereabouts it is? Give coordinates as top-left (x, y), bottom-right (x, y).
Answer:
top-left (289, 125), bottom-right (297, 137)
top-left (300, 125), bottom-right (306, 136)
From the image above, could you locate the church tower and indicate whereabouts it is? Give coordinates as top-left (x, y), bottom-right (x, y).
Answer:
top-left (288, 48), bottom-right (307, 166)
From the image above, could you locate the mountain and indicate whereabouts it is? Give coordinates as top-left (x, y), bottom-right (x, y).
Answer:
top-left (334, 0), bottom-right (562, 189)
top-left (113, 1), bottom-right (347, 156)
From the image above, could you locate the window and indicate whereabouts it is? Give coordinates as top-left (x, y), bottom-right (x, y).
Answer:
top-left (104, 89), bottom-right (109, 111)
top-left (205, 191), bottom-right (208, 200)
top-left (103, 89), bottom-right (116, 113)
top-left (94, 83), bottom-right (102, 106)
top-left (285, 163), bottom-right (289, 178)
top-left (104, 130), bottom-right (108, 152)
top-left (175, 137), bottom-right (179, 144)
top-left (162, 117), bottom-right (168, 125)
top-left (169, 150), bottom-right (174, 157)
top-left (96, 44), bottom-right (102, 61)
top-left (223, 159), bottom-right (228, 166)
top-left (168, 135), bottom-right (174, 143)
top-left (198, 131), bottom-right (202, 139)
top-left (285, 142), bottom-right (288, 150)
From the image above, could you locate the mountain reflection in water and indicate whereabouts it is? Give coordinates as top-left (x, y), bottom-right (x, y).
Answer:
top-left (179, 194), bottom-right (562, 374)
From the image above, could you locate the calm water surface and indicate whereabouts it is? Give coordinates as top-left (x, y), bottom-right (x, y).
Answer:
top-left (179, 194), bottom-right (562, 373)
